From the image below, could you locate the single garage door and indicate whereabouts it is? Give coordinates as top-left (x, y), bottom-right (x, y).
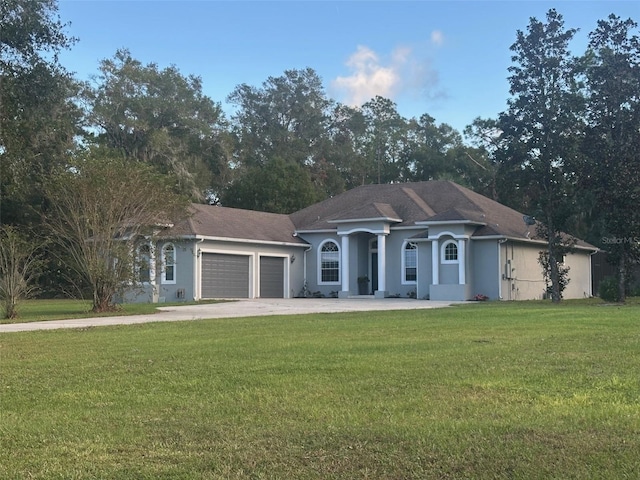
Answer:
top-left (201, 253), bottom-right (250, 298)
top-left (260, 256), bottom-right (284, 298)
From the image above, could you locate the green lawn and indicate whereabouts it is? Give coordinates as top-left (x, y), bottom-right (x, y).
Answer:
top-left (1, 298), bottom-right (225, 324)
top-left (1, 301), bottom-right (639, 479)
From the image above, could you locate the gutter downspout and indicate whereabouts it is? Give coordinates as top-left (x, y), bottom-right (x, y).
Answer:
top-left (498, 238), bottom-right (508, 300)
top-left (589, 249), bottom-right (598, 298)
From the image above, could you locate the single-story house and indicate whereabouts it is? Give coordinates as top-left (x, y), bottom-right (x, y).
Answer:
top-left (129, 180), bottom-right (596, 303)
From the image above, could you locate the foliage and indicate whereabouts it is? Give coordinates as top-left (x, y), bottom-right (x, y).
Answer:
top-left (598, 276), bottom-right (621, 302)
top-left (0, 226), bottom-right (44, 318)
top-left (227, 68), bottom-right (332, 168)
top-left (87, 48), bottom-right (230, 201)
top-left (498, 9), bottom-right (583, 302)
top-left (0, 0), bottom-right (80, 226)
top-left (538, 249), bottom-right (571, 299)
top-left (579, 15), bottom-right (640, 303)
top-left (360, 95), bottom-right (407, 184)
top-left (221, 157), bottom-right (320, 214)
top-left (43, 147), bottom-right (189, 312)
top-left (3, 303), bottom-right (640, 478)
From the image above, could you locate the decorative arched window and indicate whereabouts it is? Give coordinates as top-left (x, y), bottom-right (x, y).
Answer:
top-left (137, 243), bottom-right (153, 283)
top-left (441, 240), bottom-right (458, 263)
top-left (403, 242), bottom-right (417, 283)
top-left (319, 240), bottom-right (340, 284)
top-left (162, 243), bottom-right (176, 284)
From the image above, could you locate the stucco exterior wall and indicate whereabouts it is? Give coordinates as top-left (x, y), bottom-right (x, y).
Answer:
top-left (299, 233), bottom-right (342, 297)
top-left (470, 239), bottom-right (500, 300)
top-left (500, 241), bottom-right (546, 300)
top-left (499, 241), bottom-right (593, 300)
top-left (562, 250), bottom-right (593, 299)
top-left (416, 242), bottom-right (432, 300)
top-left (386, 231), bottom-right (422, 298)
top-left (122, 239), bottom-right (196, 304)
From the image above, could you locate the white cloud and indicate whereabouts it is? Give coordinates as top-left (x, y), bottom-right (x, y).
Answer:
top-left (331, 43), bottom-right (443, 109)
top-left (331, 45), bottom-right (400, 107)
top-left (430, 30), bottom-right (445, 47)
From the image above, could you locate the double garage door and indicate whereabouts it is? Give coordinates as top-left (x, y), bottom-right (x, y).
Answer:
top-left (201, 253), bottom-right (284, 298)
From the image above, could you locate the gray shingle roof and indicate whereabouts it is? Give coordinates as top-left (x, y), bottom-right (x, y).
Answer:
top-left (329, 202), bottom-right (401, 223)
top-left (163, 203), bottom-right (306, 245)
top-left (161, 181), bottom-right (594, 250)
top-left (290, 180), bottom-right (594, 248)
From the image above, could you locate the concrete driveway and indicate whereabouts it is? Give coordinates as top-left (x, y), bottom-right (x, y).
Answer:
top-left (0, 298), bottom-right (462, 333)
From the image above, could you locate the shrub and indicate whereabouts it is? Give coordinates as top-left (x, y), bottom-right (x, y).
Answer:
top-left (599, 276), bottom-right (620, 302)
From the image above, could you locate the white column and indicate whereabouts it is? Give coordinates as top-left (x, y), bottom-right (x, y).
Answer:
top-left (431, 239), bottom-right (439, 285)
top-left (377, 234), bottom-right (386, 292)
top-left (458, 239), bottom-right (466, 285)
top-left (193, 246), bottom-right (199, 301)
top-left (341, 235), bottom-right (350, 294)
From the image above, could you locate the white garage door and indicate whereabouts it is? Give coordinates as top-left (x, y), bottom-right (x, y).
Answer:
top-left (201, 253), bottom-right (250, 298)
top-left (260, 256), bottom-right (284, 298)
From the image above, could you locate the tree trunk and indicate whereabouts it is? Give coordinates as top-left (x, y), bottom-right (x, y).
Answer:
top-left (547, 216), bottom-right (561, 303)
top-left (92, 282), bottom-right (117, 313)
top-left (549, 246), bottom-right (561, 303)
top-left (618, 255), bottom-right (627, 304)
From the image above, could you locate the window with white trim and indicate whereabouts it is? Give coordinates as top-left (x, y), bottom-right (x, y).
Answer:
top-left (162, 243), bottom-right (176, 284)
top-left (441, 240), bottom-right (458, 263)
top-left (403, 242), bottom-right (417, 283)
top-left (319, 240), bottom-right (340, 284)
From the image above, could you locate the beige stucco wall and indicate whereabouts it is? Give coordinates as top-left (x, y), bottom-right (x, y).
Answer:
top-left (563, 250), bottom-right (593, 299)
top-left (500, 241), bottom-right (593, 300)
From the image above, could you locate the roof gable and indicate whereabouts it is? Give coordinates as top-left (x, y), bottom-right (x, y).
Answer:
top-left (329, 202), bottom-right (401, 223)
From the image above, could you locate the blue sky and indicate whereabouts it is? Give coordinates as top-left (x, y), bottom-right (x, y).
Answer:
top-left (58, 1), bottom-right (639, 134)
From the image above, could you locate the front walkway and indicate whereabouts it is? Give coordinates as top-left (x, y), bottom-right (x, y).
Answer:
top-left (0, 298), bottom-right (464, 333)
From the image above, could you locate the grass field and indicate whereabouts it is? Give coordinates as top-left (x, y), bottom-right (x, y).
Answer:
top-left (1, 298), bottom-right (226, 324)
top-left (1, 301), bottom-right (639, 479)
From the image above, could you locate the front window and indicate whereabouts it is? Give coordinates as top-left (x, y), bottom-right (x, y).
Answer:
top-left (137, 244), bottom-right (153, 283)
top-left (162, 243), bottom-right (176, 283)
top-left (404, 242), bottom-right (417, 283)
top-left (320, 241), bottom-right (340, 283)
top-left (442, 240), bottom-right (458, 263)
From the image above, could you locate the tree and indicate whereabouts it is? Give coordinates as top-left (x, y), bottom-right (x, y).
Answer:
top-left (360, 96), bottom-right (408, 184)
top-left (0, 0), bottom-right (80, 226)
top-left (227, 68), bottom-right (332, 169)
top-left (0, 226), bottom-right (43, 319)
top-left (44, 147), bottom-right (189, 312)
top-left (87, 49), bottom-right (229, 201)
top-left (499, 9), bottom-right (583, 302)
top-left (326, 103), bottom-right (369, 189)
top-left (580, 15), bottom-right (640, 303)
top-left (221, 157), bottom-right (319, 214)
